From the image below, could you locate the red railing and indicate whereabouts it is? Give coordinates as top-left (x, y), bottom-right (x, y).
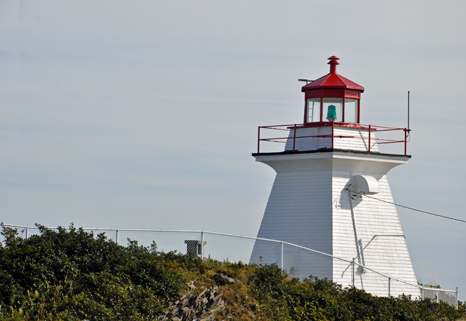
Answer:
top-left (257, 123), bottom-right (409, 155)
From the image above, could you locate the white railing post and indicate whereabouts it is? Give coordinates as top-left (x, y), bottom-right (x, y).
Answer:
top-left (25, 227), bottom-right (29, 239)
top-left (280, 242), bottom-right (284, 269)
top-left (352, 258), bottom-right (355, 287)
top-left (456, 287), bottom-right (459, 309)
top-left (115, 229), bottom-right (119, 244)
top-left (201, 231), bottom-right (205, 260)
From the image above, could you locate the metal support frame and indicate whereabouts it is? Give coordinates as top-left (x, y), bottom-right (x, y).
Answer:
top-left (348, 187), bottom-right (363, 268)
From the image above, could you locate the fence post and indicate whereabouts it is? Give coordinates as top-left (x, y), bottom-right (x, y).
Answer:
top-left (115, 229), bottom-right (119, 244)
top-left (280, 242), bottom-right (284, 269)
top-left (201, 231), bottom-right (205, 260)
top-left (352, 258), bottom-right (355, 287)
top-left (456, 287), bottom-right (459, 309)
top-left (25, 227), bottom-right (29, 239)
top-left (388, 278), bottom-right (391, 297)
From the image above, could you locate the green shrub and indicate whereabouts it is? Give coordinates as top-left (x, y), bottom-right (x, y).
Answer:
top-left (0, 224), bottom-right (186, 320)
top-left (250, 264), bottom-right (464, 321)
top-left (1, 224), bottom-right (464, 321)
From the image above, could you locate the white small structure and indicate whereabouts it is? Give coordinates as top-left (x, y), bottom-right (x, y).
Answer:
top-left (250, 56), bottom-right (418, 297)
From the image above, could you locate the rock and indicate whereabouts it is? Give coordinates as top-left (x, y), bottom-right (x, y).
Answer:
top-left (214, 273), bottom-right (239, 285)
top-left (187, 280), bottom-right (196, 291)
top-left (158, 287), bottom-right (225, 321)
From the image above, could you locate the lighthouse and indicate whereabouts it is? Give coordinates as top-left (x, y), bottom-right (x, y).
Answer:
top-left (250, 56), bottom-right (419, 297)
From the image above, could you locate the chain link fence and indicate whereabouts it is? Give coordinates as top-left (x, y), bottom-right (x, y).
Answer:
top-left (2, 224), bottom-right (458, 308)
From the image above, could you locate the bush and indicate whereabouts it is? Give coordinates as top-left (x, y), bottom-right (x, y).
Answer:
top-left (250, 264), bottom-right (464, 321)
top-left (1, 224), bottom-right (464, 321)
top-left (0, 224), bottom-right (186, 320)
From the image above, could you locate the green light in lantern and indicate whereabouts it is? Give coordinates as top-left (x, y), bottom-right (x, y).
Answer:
top-left (327, 104), bottom-right (337, 122)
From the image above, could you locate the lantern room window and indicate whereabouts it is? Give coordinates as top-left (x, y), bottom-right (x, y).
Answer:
top-left (306, 98), bottom-right (360, 123)
top-left (323, 98), bottom-right (343, 122)
top-left (345, 99), bottom-right (358, 123)
top-left (307, 98), bottom-right (321, 122)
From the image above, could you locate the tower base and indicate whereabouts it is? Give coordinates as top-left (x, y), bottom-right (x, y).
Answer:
top-left (250, 150), bottom-right (419, 297)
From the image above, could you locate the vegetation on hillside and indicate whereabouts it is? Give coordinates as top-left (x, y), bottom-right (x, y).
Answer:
top-left (0, 224), bottom-right (464, 320)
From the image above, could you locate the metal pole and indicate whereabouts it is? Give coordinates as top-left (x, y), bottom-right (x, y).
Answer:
top-left (348, 190), bottom-right (361, 267)
top-left (280, 242), bottom-right (284, 269)
top-left (404, 129), bottom-right (408, 155)
top-left (25, 227), bottom-right (29, 239)
top-left (352, 258), bottom-right (355, 287)
top-left (388, 278), bottom-right (391, 297)
top-left (116, 229), bottom-right (119, 244)
top-left (456, 287), bottom-right (459, 309)
top-left (257, 127), bottom-right (261, 153)
top-left (331, 121), bottom-right (334, 149)
top-left (408, 91), bottom-right (410, 131)
top-left (368, 125), bottom-right (371, 153)
top-left (201, 231), bottom-right (205, 260)
top-left (292, 124), bottom-right (297, 151)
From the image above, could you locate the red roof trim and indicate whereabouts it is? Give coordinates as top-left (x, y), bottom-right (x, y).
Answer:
top-left (302, 72), bottom-right (364, 92)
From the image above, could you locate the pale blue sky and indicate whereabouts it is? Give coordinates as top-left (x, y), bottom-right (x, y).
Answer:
top-left (1, 0), bottom-right (466, 299)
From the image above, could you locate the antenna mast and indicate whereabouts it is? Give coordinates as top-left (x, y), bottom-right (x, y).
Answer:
top-left (407, 91), bottom-right (411, 132)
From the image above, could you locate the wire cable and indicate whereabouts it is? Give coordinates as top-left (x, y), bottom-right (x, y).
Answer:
top-left (362, 194), bottom-right (466, 224)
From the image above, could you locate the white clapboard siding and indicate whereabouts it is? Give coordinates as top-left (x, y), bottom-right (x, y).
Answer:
top-left (331, 173), bottom-right (418, 297)
top-left (251, 146), bottom-right (418, 297)
top-left (250, 171), bottom-right (334, 281)
top-left (285, 126), bottom-right (379, 152)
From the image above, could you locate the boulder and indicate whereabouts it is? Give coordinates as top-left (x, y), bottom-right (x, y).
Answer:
top-left (214, 273), bottom-right (239, 285)
top-left (158, 286), bottom-right (225, 321)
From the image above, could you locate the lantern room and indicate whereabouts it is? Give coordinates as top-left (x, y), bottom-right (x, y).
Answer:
top-left (302, 56), bottom-right (364, 124)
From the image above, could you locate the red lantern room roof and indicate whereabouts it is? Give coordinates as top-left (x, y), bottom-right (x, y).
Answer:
top-left (302, 56), bottom-right (364, 92)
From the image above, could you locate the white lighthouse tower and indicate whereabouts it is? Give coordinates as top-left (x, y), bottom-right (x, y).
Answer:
top-left (250, 56), bottom-right (419, 297)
